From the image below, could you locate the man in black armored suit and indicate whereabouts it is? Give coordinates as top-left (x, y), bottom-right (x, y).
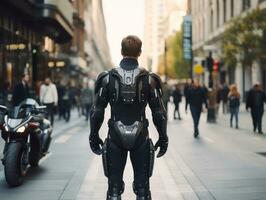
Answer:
top-left (89, 35), bottom-right (168, 200)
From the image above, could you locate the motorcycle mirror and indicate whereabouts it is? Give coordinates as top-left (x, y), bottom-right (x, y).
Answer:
top-left (36, 106), bottom-right (47, 110)
top-left (0, 105), bottom-right (8, 113)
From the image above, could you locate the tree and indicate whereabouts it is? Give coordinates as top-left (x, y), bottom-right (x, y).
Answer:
top-left (157, 31), bottom-right (190, 79)
top-left (222, 8), bottom-right (266, 69)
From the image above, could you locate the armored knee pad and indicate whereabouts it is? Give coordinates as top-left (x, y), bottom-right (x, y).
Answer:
top-left (133, 181), bottom-right (151, 200)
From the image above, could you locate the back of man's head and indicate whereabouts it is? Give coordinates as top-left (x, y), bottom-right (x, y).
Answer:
top-left (121, 35), bottom-right (142, 58)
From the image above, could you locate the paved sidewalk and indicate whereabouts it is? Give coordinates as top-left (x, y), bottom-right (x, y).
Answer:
top-left (1, 103), bottom-right (266, 199)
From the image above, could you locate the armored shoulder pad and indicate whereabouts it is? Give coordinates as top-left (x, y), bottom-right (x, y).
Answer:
top-left (95, 71), bottom-right (109, 93)
top-left (149, 73), bottom-right (162, 89)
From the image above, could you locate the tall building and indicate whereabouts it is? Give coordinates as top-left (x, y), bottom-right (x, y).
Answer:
top-left (143, 0), bottom-right (187, 72)
top-left (0, 0), bottom-right (74, 91)
top-left (191, 0), bottom-right (266, 95)
top-left (86, 0), bottom-right (111, 75)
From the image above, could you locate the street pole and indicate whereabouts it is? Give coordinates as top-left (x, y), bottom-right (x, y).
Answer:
top-left (206, 52), bottom-right (216, 123)
top-left (164, 40), bottom-right (168, 83)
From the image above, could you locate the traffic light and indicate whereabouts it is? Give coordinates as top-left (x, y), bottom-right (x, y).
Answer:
top-left (213, 60), bottom-right (219, 71)
top-left (206, 55), bottom-right (213, 72)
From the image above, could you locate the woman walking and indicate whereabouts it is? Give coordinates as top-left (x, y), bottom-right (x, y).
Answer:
top-left (172, 84), bottom-right (182, 120)
top-left (228, 84), bottom-right (240, 129)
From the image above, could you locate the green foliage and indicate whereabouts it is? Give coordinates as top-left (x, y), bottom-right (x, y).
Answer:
top-left (157, 31), bottom-right (190, 79)
top-left (222, 8), bottom-right (266, 68)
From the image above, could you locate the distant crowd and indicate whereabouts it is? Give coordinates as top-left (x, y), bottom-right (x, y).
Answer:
top-left (0, 74), bottom-right (94, 126)
top-left (162, 80), bottom-right (266, 138)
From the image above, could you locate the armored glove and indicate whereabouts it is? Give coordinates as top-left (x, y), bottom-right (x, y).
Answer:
top-left (89, 134), bottom-right (104, 155)
top-left (154, 136), bottom-right (168, 158)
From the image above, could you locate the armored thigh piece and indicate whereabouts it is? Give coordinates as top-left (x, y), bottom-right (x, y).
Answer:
top-left (130, 139), bottom-right (154, 200)
top-left (103, 138), bottom-right (128, 199)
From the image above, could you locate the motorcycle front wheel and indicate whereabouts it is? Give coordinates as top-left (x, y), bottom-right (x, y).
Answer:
top-left (4, 142), bottom-right (27, 187)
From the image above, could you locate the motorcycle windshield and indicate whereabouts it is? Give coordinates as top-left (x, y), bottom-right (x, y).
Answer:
top-left (18, 98), bottom-right (39, 107)
top-left (9, 98), bottom-right (38, 119)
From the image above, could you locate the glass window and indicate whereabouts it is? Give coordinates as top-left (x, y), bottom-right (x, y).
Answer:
top-left (217, 0), bottom-right (220, 27)
top-left (242, 0), bottom-right (251, 11)
top-left (211, 9), bottom-right (214, 32)
top-left (231, 0), bottom-right (234, 17)
top-left (223, 0), bottom-right (226, 22)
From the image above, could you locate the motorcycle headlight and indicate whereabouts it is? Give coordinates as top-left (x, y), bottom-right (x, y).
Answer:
top-left (17, 126), bottom-right (26, 133)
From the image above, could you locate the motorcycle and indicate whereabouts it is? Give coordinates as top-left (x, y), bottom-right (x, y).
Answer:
top-left (0, 98), bottom-right (52, 187)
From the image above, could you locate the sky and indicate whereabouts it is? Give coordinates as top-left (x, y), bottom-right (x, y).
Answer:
top-left (102, 0), bottom-right (145, 65)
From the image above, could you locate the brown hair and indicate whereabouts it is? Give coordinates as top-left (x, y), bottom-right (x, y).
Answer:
top-left (121, 35), bottom-right (142, 57)
top-left (229, 84), bottom-right (240, 98)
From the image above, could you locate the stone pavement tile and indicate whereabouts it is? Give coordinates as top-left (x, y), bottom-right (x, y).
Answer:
top-left (76, 153), bottom-right (185, 200)
top-left (212, 191), bottom-right (266, 200)
top-left (0, 190), bottom-right (62, 200)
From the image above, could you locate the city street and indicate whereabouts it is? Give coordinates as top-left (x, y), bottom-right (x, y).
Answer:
top-left (1, 104), bottom-right (266, 200)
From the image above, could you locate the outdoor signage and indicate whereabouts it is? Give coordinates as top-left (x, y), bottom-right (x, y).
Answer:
top-left (183, 15), bottom-right (192, 60)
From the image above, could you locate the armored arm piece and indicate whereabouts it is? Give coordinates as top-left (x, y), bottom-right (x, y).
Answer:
top-left (148, 73), bottom-right (168, 158)
top-left (89, 71), bottom-right (109, 155)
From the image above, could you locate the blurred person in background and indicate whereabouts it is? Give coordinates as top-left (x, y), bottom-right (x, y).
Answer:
top-left (12, 74), bottom-right (30, 106)
top-left (40, 77), bottom-right (58, 126)
top-left (57, 82), bottom-right (65, 120)
top-left (228, 84), bottom-right (240, 129)
top-left (184, 79), bottom-right (192, 105)
top-left (74, 85), bottom-right (82, 117)
top-left (62, 83), bottom-right (72, 122)
top-left (216, 84), bottom-right (222, 114)
top-left (185, 79), bottom-right (208, 138)
top-left (172, 84), bottom-right (182, 120)
top-left (246, 83), bottom-right (266, 134)
top-left (81, 81), bottom-right (94, 121)
top-left (0, 81), bottom-right (12, 108)
top-left (221, 83), bottom-right (230, 114)
top-left (162, 82), bottom-right (171, 114)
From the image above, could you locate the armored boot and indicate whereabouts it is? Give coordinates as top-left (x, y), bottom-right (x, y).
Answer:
top-left (133, 182), bottom-right (152, 200)
top-left (136, 191), bottom-right (151, 200)
top-left (106, 181), bottom-right (124, 200)
top-left (106, 192), bottom-right (122, 200)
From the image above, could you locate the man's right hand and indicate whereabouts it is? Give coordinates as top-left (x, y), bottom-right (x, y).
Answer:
top-left (89, 134), bottom-right (104, 155)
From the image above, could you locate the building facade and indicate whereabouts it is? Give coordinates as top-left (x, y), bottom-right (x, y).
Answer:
top-left (191, 0), bottom-right (266, 96)
top-left (0, 0), bottom-right (74, 94)
top-left (143, 0), bottom-right (187, 73)
top-left (84, 0), bottom-right (111, 76)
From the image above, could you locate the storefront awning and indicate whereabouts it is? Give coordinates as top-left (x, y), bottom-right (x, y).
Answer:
top-left (1, 0), bottom-right (74, 44)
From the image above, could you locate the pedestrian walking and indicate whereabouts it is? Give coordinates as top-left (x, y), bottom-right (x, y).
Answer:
top-left (221, 83), bottom-right (230, 114)
top-left (81, 82), bottom-right (93, 121)
top-left (184, 79), bottom-right (192, 104)
top-left (57, 82), bottom-right (65, 120)
top-left (216, 84), bottom-right (222, 114)
top-left (12, 74), bottom-right (30, 106)
top-left (246, 83), bottom-right (266, 134)
top-left (228, 84), bottom-right (240, 129)
top-left (74, 86), bottom-right (82, 117)
top-left (162, 82), bottom-right (171, 113)
top-left (62, 84), bottom-right (72, 122)
top-left (40, 77), bottom-right (58, 126)
top-left (172, 84), bottom-right (182, 120)
top-left (185, 80), bottom-right (208, 138)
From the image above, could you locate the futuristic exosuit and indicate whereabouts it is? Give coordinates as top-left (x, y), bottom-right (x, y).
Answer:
top-left (89, 59), bottom-right (168, 200)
